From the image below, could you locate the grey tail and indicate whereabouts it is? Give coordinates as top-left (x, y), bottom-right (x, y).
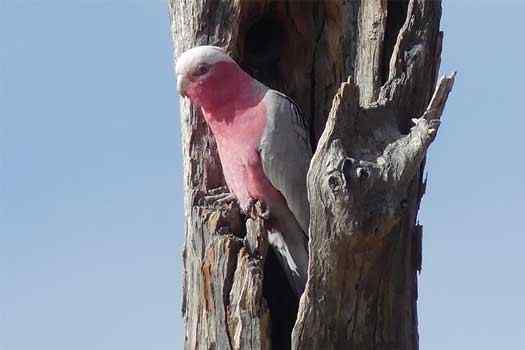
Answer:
top-left (267, 214), bottom-right (308, 296)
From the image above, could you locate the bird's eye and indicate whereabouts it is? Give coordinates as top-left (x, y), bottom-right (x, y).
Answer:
top-left (193, 64), bottom-right (210, 77)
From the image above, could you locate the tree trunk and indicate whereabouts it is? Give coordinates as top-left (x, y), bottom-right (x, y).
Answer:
top-left (169, 1), bottom-right (455, 349)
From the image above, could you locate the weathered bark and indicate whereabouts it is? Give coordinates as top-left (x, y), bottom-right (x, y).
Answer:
top-left (169, 1), bottom-right (454, 349)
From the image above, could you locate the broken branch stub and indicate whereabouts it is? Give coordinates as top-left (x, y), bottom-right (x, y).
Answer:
top-left (182, 191), bottom-right (271, 350)
top-left (293, 73), bottom-right (455, 349)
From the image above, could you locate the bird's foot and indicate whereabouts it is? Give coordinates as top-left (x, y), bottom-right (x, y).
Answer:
top-left (204, 186), bottom-right (236, 207)
top-left (246, 199), bottom-right (270, 221)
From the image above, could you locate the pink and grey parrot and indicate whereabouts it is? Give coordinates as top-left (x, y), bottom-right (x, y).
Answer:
top-left (175, 46), bottom-right (312, 295)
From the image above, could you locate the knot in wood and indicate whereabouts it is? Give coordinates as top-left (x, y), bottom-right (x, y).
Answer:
top-left (357, 167), bottom-right (369, 180)
top-left (342, 158), bottom-right (354, 182)
top-left (328, 175), bottom-right (341, 191)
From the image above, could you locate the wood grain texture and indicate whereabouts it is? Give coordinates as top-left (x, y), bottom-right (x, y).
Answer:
top-left (169, 1), bottom-right (454, 349)
top-left (293, 72), bottom-right (454, 350)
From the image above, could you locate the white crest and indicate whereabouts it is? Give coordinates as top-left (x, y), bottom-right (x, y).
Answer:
top-left (175, 46), bottom-right (235, 77)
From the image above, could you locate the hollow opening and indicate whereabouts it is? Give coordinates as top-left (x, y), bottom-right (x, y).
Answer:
top-left (381, 0), bottom-right (410, 86)
top-left (242, 16), bottom-right (286, 89)
top-left (263, 248), bottom-right (299, 350)
top-left (237, 9), bottom-right (310, 348)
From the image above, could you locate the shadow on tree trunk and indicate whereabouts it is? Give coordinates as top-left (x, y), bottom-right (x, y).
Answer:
top-left (263, 248), bottom-right (298, 350)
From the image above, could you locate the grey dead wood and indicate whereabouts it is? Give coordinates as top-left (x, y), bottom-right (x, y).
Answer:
top-left (169, 1), bottom-right (454, 349)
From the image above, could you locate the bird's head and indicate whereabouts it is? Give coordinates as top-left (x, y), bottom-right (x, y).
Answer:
top-left (175, 46), bottom-right (241, 109)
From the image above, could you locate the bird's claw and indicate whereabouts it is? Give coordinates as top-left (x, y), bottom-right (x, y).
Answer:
top-left (247, 199), bottom-right (270, 221)
top-left (259, 206), bottom-right (270, 221)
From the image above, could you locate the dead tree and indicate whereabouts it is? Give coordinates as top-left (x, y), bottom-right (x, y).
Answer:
top-left (169, 1), bottom-right (455, 349)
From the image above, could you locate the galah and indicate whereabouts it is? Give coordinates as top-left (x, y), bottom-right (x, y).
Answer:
top-left (175, 45), bottom-right (312, 295)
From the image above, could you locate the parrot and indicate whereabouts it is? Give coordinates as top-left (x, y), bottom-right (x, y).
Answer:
top-left (175, 45), bottom-right (312, 295)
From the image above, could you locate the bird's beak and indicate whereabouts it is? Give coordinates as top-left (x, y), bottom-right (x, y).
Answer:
top-left (177, 75), bottom-right (188, 98)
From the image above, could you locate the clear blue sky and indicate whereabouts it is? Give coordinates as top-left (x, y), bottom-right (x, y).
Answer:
top-left (1, 1), bottom-right (523, 349)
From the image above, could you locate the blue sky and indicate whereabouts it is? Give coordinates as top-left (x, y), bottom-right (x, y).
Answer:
top-left (1, 1), bottom-right (524, 349)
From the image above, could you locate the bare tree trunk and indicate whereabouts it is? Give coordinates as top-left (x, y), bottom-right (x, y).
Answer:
top-left (169, 1), bottom-right (454, 349)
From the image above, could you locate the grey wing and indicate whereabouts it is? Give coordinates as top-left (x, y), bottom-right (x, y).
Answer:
top-left (259, 90), bottom-right (313, 235)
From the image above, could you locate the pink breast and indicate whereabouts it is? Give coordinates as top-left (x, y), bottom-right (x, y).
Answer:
top-left (208, 102), bottom-right (284, 211)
